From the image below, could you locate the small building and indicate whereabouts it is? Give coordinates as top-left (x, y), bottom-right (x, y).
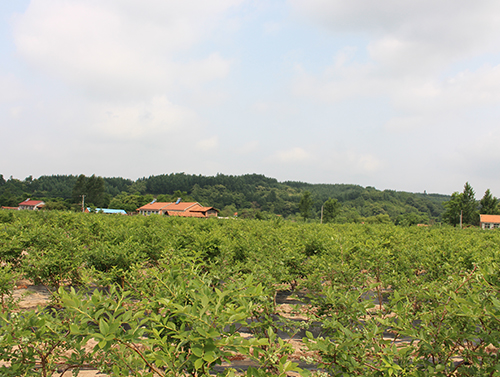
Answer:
top-left (136, 202), bottom-right (173, 215)
top-left (137, 201), bottom-right (218, 218)
top-left (479, 214), bottom-right (500, 229)
top-left (18, 199), bottom-right (45, 210)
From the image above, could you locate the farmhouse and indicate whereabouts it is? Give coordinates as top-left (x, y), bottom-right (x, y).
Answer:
top-left (479, 214), bottom-right (500, 229)
top-left (137, 201), bottom-right (218, 218)
top-left (18, 199), bottom-right (45, 210)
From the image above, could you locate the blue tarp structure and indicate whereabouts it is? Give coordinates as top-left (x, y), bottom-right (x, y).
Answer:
top-left (86, 208), bottom-right (127, 215)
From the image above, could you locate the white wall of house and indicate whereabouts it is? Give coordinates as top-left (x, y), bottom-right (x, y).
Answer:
top-left (481, 222), bottom-right (500, 229)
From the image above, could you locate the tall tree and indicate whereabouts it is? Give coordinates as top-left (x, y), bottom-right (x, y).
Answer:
top-left (460, 182), bottom-right (478, 225)
top-left (442, 182), bottom-right (478, 226)
top-left (86, 175), bottom-right (106, 207)
top-left (480, 189), bottom-right (499, 215)
top-left (108, 192), bottom-right (152, 213)
top-left (299, 191), bottom-right (313, 221)
top-left (71, 174), bottom-right (106, 208)
top-left (442, 192), bottom-right (462, 226)
top-left (322, 198), bottom-right (341, 223)
top-left (72, 174), bottom-right (87, 206)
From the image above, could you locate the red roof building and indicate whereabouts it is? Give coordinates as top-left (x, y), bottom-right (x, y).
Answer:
top-left (479, 214), bottom-right (500, 229)
top-left (136, 202), bottom-right (172, 215)
top-left (18, 199), bottom-right (45, 210)
top-left (137, 201), bottom-right (218, 218)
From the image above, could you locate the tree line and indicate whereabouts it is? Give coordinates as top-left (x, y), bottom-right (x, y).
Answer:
top-left (441, 182), bottom-right (499, 226)
top-left (0, 173), bottom-right (451, 224)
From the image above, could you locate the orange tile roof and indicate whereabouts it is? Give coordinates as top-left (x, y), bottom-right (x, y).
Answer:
top-left (480, 214), bottom-right (500, 223)
top-left (137, 201), bottom-right (219, 216)
top-left (164, 202), bottom-right (199, 211)
top-left (190, 206), bottom-right (217, 212)
top-left (18, 200), bottom-right (44, 206)
top-left (137, 202), bottom-right (172, 211)
top-left (137, 202), bottom-right (209, 212)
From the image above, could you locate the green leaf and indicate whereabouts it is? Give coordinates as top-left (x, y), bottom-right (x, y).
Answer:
top-left (192, 347), bottom-right (203, 357)
top-left (99, 318), bottom-right (109, 335)
top-left (203, 351), bottom-right (216, 363)
top-left (69, 323), bottom-right (80, 334)
top-left (194, 358), bottom-right (204, 370)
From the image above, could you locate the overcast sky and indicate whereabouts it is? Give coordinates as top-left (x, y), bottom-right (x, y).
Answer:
top-left (2, 1), bottom-right (500, 195)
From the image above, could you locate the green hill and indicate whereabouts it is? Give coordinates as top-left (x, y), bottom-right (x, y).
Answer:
top-left (0, 173), bottom-right (449, 224)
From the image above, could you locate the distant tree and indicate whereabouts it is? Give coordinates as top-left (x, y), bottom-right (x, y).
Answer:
top-left (72, 174), bottom-right (87, 205)
top-left (299, 191), bottom-right (313, 221)
top-left (479, 189), bottom-right (499, 215)
top-left (255, 210), bottom-right (268, 220)
top-left (108, 192), bottom-right (153, 213)
top-left (395, 212), bottom-right (429, 226)
top-left (43, 200), bottom-right (70, 211)
top-left (442, 192), bottom-right (462, 226)
top-left (363, 214), bottom-right (392, 224)
top-left (0, 175), bottom-right (5, 186)
top-left (0, 189), bottom-right (18, 207)
top-left (335, 207), bottom-right (361, 224)
top-left (442, 182), bottom-right (478, 226)
top-left (220, 204), bottom-right (237, 218)
top-left (71, 174), bottom-right (106, 208)
top-left (86, 175), bottom-right (106, 207)
top-left (157, 190), bottom-right (195, 203)
top-left (322, 198), bottom-right (341, 223)
top-left (128, 181), bottom-right (147, 195)
top-left (461, 182), bottom-right (478, 225)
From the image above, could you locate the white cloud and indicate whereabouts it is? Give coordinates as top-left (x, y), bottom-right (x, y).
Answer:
top-left (289, 0), bottom-right (500, 140)
top-left (384, 116), bottom-right (424, 132)
top-left (13, 0), bottom-right (239, 99)
top-left (237, 140), bottom-right (259, 154)
top-left (271, 147), bottom-right (312, 163)
top-left (252, 101), bottom-right (271, 112)
top-left (290, 0), bottom-right (500, 55)
top-left (263, 21), bottom-right (282, 35)
top-left (10, 106), bottom-right (23, 118)
top-left (441, 130), bottom-right (500, 194)
top-left (350, 152), bottom-right (381, 173)
top-left (4, 0), bottom-right (500, 195)
top-left (91, 96), bottom-right (200, 141)
top-left (179, 53), bottom-right (232, 88)
top-left (319, 150), bottom-right (383, 175)
top-left (294, 52), bottom-right (500, 115)
top-left (0, 74), bottom-right (26, 102)
top-left (290, 0), bottom-right (500, 103)
top-left (197, 136), bottom-right (219, 151)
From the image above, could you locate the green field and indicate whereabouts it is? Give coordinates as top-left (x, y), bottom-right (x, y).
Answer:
top-left (1, 210), bottom-right (499, 376)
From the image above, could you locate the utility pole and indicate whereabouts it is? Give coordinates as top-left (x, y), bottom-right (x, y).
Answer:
top-left (460, 210), bottom-right (463, 229)
top-left (81, 195), bottom-right (86, 213)
top-left (320, 204), bottom-right (324, 224)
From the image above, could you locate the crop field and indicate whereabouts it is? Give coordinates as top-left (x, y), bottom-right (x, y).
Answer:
top-left (0, 210), bottom-right (499, 376)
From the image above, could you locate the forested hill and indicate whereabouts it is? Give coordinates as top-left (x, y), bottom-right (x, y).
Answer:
top-left (0, 173), bottom-right (449, 224)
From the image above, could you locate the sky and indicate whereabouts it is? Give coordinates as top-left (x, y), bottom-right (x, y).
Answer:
top-left (1, 0), bottom-right (500, 196)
